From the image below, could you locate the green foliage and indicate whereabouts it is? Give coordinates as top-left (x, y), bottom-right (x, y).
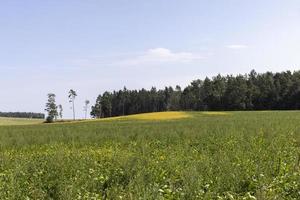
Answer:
top-left (0, 111), bottom-right (299, 199)
top-left (58, 104), bottom-right (63, 119)
top-left (0, 112), bottom-right (45, 119)
top-left (91, 70), bottom-right (300, 118)
top-left (45, 93), bottom-right (58, 121)
top-left (45, 116), bottom-right (54, 123)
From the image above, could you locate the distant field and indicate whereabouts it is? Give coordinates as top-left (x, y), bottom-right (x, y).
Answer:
top-left (0, 111), bottom-right (299, 199)
top-left (0, 117), bottom-right (43, 126)
top-left (95, 111), bottom-right (191, 121)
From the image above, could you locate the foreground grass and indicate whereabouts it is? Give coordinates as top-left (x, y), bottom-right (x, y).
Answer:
top-left (0, 111), bottom-right (299, 199)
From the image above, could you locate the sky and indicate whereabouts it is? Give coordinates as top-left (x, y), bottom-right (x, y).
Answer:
top-left (1, 0), bottom-right (300, 118)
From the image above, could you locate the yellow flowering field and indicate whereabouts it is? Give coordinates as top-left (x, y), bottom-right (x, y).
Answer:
top-left (98, 111), bottom-right (191, 121)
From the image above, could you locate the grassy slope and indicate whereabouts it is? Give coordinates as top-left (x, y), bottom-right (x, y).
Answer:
top-left (0, 117), bottom-right (43, 126)
top-left (0, 111), bottom-right (299, 199)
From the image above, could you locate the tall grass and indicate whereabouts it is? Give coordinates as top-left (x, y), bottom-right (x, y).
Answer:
top-left (0, 111), bottom-right (299, 199)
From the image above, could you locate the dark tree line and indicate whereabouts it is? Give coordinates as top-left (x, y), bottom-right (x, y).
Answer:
top-left (91, 70), bottom-right (300, 118)
top-left (0, 112), bottom-right (45, 119)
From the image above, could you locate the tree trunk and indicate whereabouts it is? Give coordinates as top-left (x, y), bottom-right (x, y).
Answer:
top-left (72, 100), bottom-right (75, 120)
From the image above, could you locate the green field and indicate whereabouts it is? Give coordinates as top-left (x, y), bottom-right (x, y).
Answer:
top-left (0, 111), bottom-right (299, 199)
top-left (0, 117), bottom-right (43, 126)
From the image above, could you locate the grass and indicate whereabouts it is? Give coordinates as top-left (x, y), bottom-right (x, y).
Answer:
top-left (0, 117), bottom-right (43, 126)
top-left (0, 111), bottom-right (299, 199)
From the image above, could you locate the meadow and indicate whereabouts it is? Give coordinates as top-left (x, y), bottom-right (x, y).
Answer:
top-left (0, 111), bottom-right (299, 199)
top-left (0, 117), bottom-right (43, 126)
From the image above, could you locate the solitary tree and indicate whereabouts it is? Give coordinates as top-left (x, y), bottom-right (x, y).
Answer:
top-left (58, 104), bottom-right (63, 119)
top-left (84, 100), bottom-right (90, 119)
top-left (68, 89), bottom-right (77, 120)
top-left (45, 93), bottom-right (58, 122)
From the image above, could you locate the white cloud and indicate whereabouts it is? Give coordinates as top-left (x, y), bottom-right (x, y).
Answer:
top-left (226, 45), bottom-right (248, 49)
top-left (116, 48), bottom-right (204, 66)
top-left (68, 48), bottom-right (205, 68)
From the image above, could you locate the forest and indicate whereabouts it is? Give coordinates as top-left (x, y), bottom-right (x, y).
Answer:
top-left (0, 112), bottom-right (45, 119)
top-left (91, 70), bottom-right (300, 118)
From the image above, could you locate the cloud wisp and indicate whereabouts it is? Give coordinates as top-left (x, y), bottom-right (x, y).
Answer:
top-left (115, 48), bottom-right (204, 66)
top-left (226, 45), bottom-right (248, 49)
top-left (69, 48), bottom-right (205, 68)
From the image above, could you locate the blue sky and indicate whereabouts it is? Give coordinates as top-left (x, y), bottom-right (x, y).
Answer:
top-left (1, 0), bottom-right (300, 118)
